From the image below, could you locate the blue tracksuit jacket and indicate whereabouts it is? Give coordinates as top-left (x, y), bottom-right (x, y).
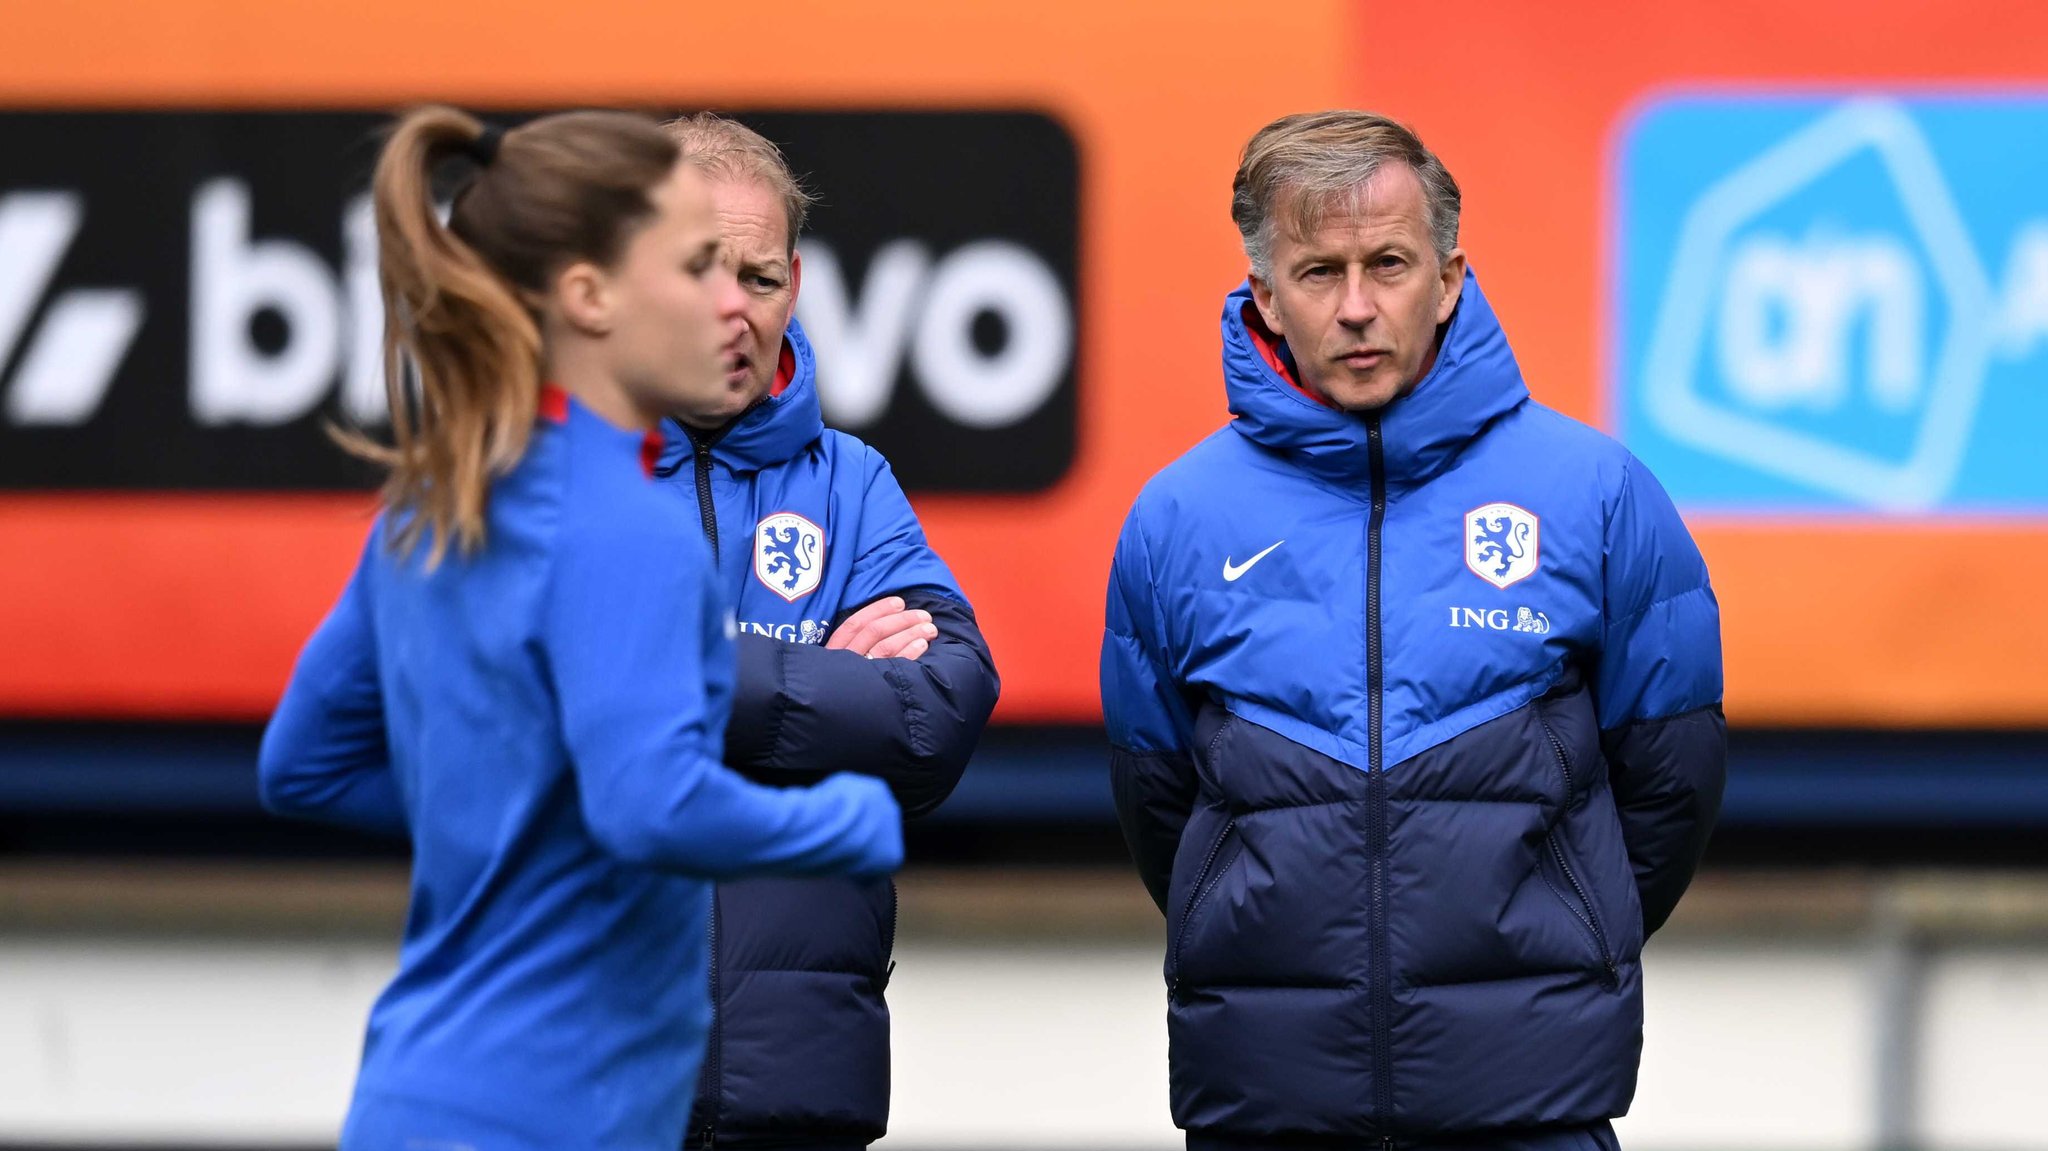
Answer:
top-left (258, 388), bottom-right (903, 1151)
top-left (1103, 272), bottom-right (1726, 1145)
top-left (655, 319), bottom-right (1000, 1149)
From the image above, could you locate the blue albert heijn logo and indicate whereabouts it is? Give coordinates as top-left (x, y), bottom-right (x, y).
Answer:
top-left (754, 511), bottom-right (824, 602)
top-left (1614, 95), bottom-right (2048, 514)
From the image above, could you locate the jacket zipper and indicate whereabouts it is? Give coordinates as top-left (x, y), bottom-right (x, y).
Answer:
top-left (1366, 417), bottom-right (1393, 1139)
top-left (1168, 817), bottom-right (1237, 1002)
top-left (1536, 708), bottom-right (1577, 809)
top-left (1536, 716), bottom-right (1618, 988)
top-left (1546, 829), bottom-right (1618, 989)
top-left (670, 416), bottom-right (740, 1151)
top-left (688, 428), bottom-right (720, 561)
top-left (883, 880), bottom-right (899, 991)
top-left (700, 889), bottom-right (723, 1149)
top-left (682, 429), bottom-right (723, 1150)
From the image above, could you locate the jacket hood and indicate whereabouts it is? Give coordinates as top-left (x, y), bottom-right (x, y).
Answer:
top-left (1221, 268), bottom-right (1529, 487)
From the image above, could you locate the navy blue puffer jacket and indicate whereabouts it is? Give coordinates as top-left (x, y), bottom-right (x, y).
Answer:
top-left (657, 320), bottom-right (1000, 1149)
top-left (1102, 272), bottom-right (1725, 1145)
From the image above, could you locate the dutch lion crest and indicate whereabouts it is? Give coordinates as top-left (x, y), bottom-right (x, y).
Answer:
top-left (755, 512), bottom-right (824, 602)
top-left (1464, 502), bottom-right (1540, 590)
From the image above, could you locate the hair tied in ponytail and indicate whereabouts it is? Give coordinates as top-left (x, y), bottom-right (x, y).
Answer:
top-left (354, 105), bottom-right (677, 565)
top-left (466, 123), bottom-right (506, 167)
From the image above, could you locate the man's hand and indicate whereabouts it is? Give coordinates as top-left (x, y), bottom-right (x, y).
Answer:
top-left (824, 596), bottom-right (938, 661)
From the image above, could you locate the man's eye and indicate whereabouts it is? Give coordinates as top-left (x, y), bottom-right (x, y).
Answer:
top-left (748, 275), bottom-right (783, 291)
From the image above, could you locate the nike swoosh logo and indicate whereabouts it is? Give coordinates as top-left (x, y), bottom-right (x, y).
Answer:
top-left (1223, 540), bottom-right (1284, 582)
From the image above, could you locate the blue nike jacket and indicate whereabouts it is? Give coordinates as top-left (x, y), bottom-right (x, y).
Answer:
top-left (655, 319), bottom-right (1000, 1150)
top-left (258, 388), bottom-right (904, 1151)
top-left (1103, 272), bottom-right (1726, 1146)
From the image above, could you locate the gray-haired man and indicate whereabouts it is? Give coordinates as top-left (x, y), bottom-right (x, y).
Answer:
top-left (1104, 110), bottom-right (1725, 1149)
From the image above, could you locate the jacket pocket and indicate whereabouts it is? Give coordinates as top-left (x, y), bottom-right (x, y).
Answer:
top-left (1541, 826), bottom-right (1619, 990)
top-left (1168, 817), bottom-right (1238, 1000)
top-left (1535, 703), bottom-right (1579, 809)
top-left (879, 878), bottom-right (898, 992)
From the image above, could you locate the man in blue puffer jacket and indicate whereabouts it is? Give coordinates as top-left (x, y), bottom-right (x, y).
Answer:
top-left (659, 115), bottom-right (1001, 1151)
top-left (1103, 111), bottom-right (1726, 1149)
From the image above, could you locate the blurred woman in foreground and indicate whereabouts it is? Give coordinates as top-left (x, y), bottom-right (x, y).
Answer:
top-left (257, 105), bottom-right (903, 1151)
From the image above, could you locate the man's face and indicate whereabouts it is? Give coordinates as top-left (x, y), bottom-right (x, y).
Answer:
top-left (672, 175), bottom-right (802, 429)
top-left (1249, 163), bottom-right (1466, 412)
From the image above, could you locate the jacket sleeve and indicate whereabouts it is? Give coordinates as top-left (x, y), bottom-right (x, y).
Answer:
top-left (722, 590), bottom-right (999, 818)
top-left (546, 513), bottom-right (903, 879)
top-left (257, 526), bottom-right (407, 838)
top-left (1595, 454), bottom-right (1728, 936)
top-left (1101, 508), bottom-right (1198, 915)
top-left (721, 449), bottom-right (999, 818)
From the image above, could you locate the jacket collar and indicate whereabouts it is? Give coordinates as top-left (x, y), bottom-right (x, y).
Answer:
top-left (537, 383), bottom-right (665, 478)
top-left (1221, 268), bottom-right (1529, 488)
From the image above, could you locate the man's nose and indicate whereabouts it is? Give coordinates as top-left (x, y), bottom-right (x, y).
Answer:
top-left (1336, 270), bottom-right (1376, 327)
top-left (714, 266), bottom-right (747, 319)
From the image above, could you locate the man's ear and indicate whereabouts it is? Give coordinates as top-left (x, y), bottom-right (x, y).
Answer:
top-left (553, 260), bottom-right (613, 336)
top-left (1434, 249), bottom-right (1467, 325)
top-left (785, 248), bottom-right (803, 323)
top-left (1248, 270), bottom-right (1285, 337)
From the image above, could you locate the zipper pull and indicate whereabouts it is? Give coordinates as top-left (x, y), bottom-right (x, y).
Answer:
top-left (699, 1126), bottom-right (716, 1150)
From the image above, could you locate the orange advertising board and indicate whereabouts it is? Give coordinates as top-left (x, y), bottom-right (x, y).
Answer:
top-left (1352, 1), bottom-right (2048, 727)
top-left (1, 0), bottom-right (2043, 727)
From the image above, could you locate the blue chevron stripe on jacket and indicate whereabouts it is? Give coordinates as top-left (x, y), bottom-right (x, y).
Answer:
top-left (1102, 270), bottom-right (1725, 1145)
top-left (655, 317), bottom-right (1000, 1150)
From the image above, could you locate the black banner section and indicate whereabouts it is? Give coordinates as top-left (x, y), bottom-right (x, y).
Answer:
top-left (0, 110), bottom-right (1078, 492)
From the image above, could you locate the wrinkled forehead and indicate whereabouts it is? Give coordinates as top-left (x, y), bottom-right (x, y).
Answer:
top-left (708, 176), bottom-right (793, 263)
top-left (1273, 163), bottom-right (1430, 246)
